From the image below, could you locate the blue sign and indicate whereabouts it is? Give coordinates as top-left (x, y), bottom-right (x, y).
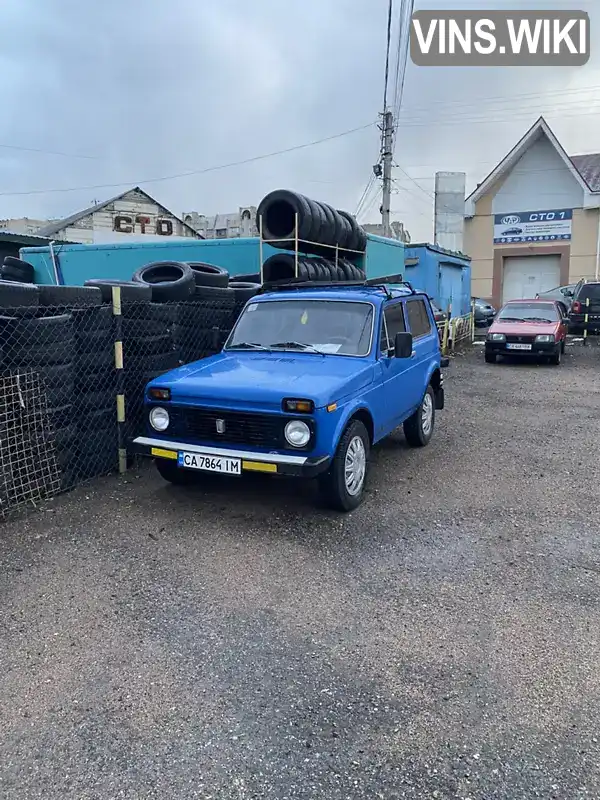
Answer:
top-left (493, 208), bottom-right (573, 244)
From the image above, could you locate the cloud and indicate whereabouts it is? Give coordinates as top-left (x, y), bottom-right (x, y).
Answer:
top-left (0, 0), bottom-right (597, 243)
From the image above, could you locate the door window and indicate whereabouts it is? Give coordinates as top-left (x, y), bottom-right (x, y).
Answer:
top-left (380, 302), bottom-right (406, 353)
top-left (406, 299), bottom-right (432, 338)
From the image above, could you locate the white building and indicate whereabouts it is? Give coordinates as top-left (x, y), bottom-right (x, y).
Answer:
top-left (37, 187), bottom-right (201, 244)
top-left (0, 217), bottom-right (55, 235)
top-left (182, 207), bottom-right (258, 239)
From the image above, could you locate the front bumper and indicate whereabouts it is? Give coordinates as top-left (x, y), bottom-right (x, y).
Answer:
top-left (132, 436), bottom-right (331, 478)
top-left (485, 340), bottom-right (558, 355)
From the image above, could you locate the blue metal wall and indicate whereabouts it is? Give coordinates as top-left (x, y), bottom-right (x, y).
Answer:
top-left (404, 243), bottom-right (471, 316)
top-left (20, 233), bottom-right (404, 286)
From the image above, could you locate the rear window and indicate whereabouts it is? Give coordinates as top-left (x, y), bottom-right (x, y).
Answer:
top-left (578, 283), bottom-right (600, 300)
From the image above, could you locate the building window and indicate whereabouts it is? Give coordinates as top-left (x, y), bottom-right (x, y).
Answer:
top-left (215, 228), bottom-right (227, 238)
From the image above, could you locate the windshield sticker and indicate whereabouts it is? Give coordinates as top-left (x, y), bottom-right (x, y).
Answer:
top-left (315, 343), bottom-right (342, 353)
top-left (246, 304), bottom-right (258, 312)
top-left (301, 310), bottom-right (308, 325)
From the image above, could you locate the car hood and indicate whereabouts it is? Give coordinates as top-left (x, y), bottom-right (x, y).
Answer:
top-left (153, 351), bottom-right (376, 409)
top-left (490, 320), bottom-right (558, 335)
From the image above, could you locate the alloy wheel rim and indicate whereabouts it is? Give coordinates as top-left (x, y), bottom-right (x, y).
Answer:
top-left (344, 436), bottom-right (366, 496)
top-left (421, 393), bottom-right (434, 436)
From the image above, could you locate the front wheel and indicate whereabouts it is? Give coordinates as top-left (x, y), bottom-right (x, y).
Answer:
top-left (403, 385), bottom-right (435, 447)
top-left (155, 458), bottom-right (199, 485)
top-left (549, 345), bottom-right (562, 366)
top-left (319, 419), bottom-right (370, 512)
top-left (485, 352), bottom-right (497, 364)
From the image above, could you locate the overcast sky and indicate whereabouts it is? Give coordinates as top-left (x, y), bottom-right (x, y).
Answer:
top-left (0, 0), bottom-right (598, 241)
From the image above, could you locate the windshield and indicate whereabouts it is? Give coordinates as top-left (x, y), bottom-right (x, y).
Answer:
top-left (498, 302), bottom-right (559, 323)
top-left (226, 299), bottom-right (374, 356)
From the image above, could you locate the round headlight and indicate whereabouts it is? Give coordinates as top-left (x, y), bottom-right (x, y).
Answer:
top-left (149, 406), bottom-right (170, 432)
top-left (284, 419), bottom-right (310, 448)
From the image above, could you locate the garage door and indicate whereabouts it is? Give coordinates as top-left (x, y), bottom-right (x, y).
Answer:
top-left (502, 255), bottom-right (561, 303)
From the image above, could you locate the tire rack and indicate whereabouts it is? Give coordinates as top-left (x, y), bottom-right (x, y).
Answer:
top-left (257, 214), bottom-right (366, 283)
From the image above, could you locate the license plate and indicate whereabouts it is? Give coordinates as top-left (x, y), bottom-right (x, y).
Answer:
top-left (506, 343), bottom-right (532, 351)
top-left (177, 451), bottom-right (241, 475)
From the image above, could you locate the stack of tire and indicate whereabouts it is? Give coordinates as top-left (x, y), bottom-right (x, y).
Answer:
top-left (128, 261), bottom-right (260, 365)
top-left (35, 285), bottom-right (116, 487)
top-left (0, 281), bottom-right (117, 497)
top-left (261, 254), bottom-right (365, 284)
top-left (0, 257), bottom-right (35, 284)
top-left (256, 189), bottom-right (367, 259)
top-left (84, 277), bottom-right (179, 443)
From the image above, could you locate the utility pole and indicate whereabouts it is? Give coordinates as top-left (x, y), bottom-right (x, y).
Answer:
top-left (381, 110), bottom-right (394, 238)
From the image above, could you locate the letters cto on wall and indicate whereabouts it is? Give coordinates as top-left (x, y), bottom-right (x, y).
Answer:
top-left (113, 214), bottom-right (174, 236)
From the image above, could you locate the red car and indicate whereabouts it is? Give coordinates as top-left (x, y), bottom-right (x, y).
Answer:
top-left (485, 298), bottom-right (568, 365)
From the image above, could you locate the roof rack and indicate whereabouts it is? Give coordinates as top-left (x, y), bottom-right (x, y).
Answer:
top-left (260, 273), bottom-right (417, 297)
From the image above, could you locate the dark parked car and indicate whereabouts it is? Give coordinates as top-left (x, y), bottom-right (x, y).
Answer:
top-left (472, 297), bottom-right (496, 326)
top-left (502, 227), bottom-right (523, 236)
top-left (485, 299), bottom-right (568, 365)
top-left (535, 283), bottom-right (577, 311)
top-left (568, 280), bottom-right (600, 334)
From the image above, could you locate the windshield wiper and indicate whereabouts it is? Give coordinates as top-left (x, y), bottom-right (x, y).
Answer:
top-left (227, 341), bottom-right (269, 350)
top-left (268, 341), bottom-right (326, 355)
top-left (498, 316), bottom-right (523, 322)
top-left (522, 317), bottom-right (553, 323)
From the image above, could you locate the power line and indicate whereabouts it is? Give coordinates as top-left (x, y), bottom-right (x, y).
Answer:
top-left (382, 0), bottom-right (394, 112)
top-left (0, 143), bottom-right (97, 160)
top-left (0, 121), bottom-right (377, 198)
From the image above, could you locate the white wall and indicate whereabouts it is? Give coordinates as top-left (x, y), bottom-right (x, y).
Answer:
top-left (492, 135), bottom-right (584, 215)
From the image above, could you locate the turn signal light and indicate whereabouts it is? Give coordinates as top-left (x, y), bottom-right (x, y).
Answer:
top-left (149, 387), bottom-right (171, 401)
top-left (283, 398), bottom-right (314, 413)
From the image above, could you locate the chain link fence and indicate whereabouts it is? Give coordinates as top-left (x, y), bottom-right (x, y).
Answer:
top-left (0, 289), bottom-right (250, 518)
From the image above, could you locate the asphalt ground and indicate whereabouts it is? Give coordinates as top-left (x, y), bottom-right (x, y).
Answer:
top-left (1, 340), bottom-right (600, 799)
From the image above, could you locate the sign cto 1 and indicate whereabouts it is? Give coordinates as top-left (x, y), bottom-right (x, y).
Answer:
top-left (113, 215), bottom-right (174, 236)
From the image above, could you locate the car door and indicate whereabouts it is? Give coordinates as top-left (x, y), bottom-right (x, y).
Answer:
top-left (378, 300), bottom-right (419, 435)
top-left (404, 297), bottom-right (437, 407)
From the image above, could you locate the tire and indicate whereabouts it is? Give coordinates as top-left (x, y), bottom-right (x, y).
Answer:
top-left (403, 386), bottom-right (435, 448)
top-left (37, 285), bottom-right (102, 308)
top-left (191, 285), bottom-right (235, 302)
top-left (485, 352), bottom-right (497, 364)
top-left (83, 279), bottom-right (152, 303)
top-left (262, 253), bottom-right (297, 283)
top-left (122, 318), bottom-right (171, 339)
top-left (257, 190), bottom-right (315, 247)
top-left (0, 312), bottom-right (73, 345)
top-left (122, 302), bottom-right (178, 324)
top-left (0, 280), bottom-right (39, 310)
top-left (75, 325), bottom-right (114, 353)
top-left (173, 325), bottom-right (215, 352)
top-left (77, 389), bottom-right (115, 413)
top-left (123, 333), bottom-right (174, 356)
top-left (75, 365), bottom-right (116, 390)
top-left (187, 262), bottom-right (229, 288)
top-left (230, 272), bottom-right (261, 284)
top-left (336, 210), bottom-right (357, 250)
top-left (155, 457), bottom-right (199, 485)
top-left (77, 348), bottom-right (115, 370)
top-left (8, 334), bottom-right (75, 366)
top-left (549, 345), bottom-right (562, 366)
top-left (561, 338), bottom-right (566, 354)
top-left (127, 350), bottom-right (180, 373)
top-left (2, 257), bottom-right (35, 283)
top-left (34, 362), bottom-right (75, 408)
top-left (131, 261), bottom-right (195, 303)
top-left (72, 304), bottom-right (114, 332)
top-left (232, 281), bottom-right (262, 305)
top-left (319, 419), bottom-right (370, 512)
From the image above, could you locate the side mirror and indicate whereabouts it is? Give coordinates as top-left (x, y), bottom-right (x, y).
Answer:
top-left (564, 289), bottom-right (574, 297)
top-left (394, 331), bottom-right (413, 359)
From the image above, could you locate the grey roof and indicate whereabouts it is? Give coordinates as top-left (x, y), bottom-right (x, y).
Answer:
top-left (38, 186), bottom-right (202, 238)
top-left (0, 230), bottom-right (77, 246)
top-left (570, 153), bottom-right (600, 192)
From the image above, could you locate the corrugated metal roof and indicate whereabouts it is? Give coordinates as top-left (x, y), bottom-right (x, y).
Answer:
top-left (570, 153), bottom-right (600, 192)
top-left (0, 230), bottom-right (78, 245)
top-left (38, 186), bottom-right (202, 238)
